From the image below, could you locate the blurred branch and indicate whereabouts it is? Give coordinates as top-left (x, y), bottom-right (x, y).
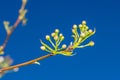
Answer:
top-left (0, 0), bottom-right (28, 54)
top-left (0, 54), bottom-right (54, 73)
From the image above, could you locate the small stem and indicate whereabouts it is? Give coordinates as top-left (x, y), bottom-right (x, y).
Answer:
top-left (49, 39), bottom-right (55, 48)
top-left (0, 53), bottom-right (54, 73)
top-left (2, 18), bottom-right (21, 49)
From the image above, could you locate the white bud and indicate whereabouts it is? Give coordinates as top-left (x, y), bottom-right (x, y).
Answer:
top-left (89, 41), bottom-right (95, 46)
top-left (55, 29), bottom-right (59, 33)
top-left (88, 29), bottom-right (93, 33)
top-left (72, 29), bottom-right (75, 33)
top-left (79, 24), bottom-right (82, 28)
top-left (62, 44), bottom-right (67, 49)
top-left (59, 33), bottom-right (63, 37)
top-left (54, 36), bottom-right (58, 40)
top-left (82, 20), bottom-right (86, 25)
top-left (73, 25), bottom-right (77, 29)
top-left (40, 46), bottom-right (46, 50)
top-left (51, 33), bottom-right (55, 37)
top-left (46, 35), bottom-right (50, 40)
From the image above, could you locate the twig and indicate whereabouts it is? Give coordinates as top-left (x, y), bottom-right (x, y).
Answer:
top-left (0, 54), bottom-right (54, 73)
top-left (1, 0), bottom-right (27, 52)
top-left (2, 18), bottom-right (21, 50)
top-left (0, 45), bottom-right (73, 73)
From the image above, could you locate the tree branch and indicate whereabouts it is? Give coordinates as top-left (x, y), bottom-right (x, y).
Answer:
top-left (1, 0), bottom-right (27, 53)
top-left (0, 45), bottom-right (73, 73)
top-left (0, 54), bottom-right (54, 73)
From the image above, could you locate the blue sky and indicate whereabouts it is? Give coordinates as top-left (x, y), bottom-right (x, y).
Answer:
top-left (0, 0), bottom-right (120, 80)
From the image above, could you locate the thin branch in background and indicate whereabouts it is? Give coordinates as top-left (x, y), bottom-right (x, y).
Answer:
top-left (0, 0), bottom-right (28, 54)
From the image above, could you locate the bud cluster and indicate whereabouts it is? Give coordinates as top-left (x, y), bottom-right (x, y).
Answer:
top-left (40, 21), bottom-right (96, 56)
top-left (40, 29), bottom-right (67, 55)
top-left (71, 20), bottom-right (96, 49)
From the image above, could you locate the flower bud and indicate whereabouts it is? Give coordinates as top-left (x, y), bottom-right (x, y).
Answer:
top-left (55, 29), bottom-right (59, 33)
top-left (72, 29), bottom-right (75, 33)
top-left (40, 46), bottom-right (46, 50)
top-left (54, 36), bottom-right (58, 41)
top-left (82, 20), bottom-right (86, 25)
top-left (73, 24), bottom-right (77, 29)
top-left (59, 33), bottom-right (63, 37)
top-left (51, 33), bottom-right (55, 37)
top-left (61, 36), bottom-right (64, 41)
top-left (62, 44), bottom-right (67, 49)
top-left (88, 41), bottom-right (94, 46)
top-left (46, 35), bottom-right (50, 40)
top-left (79, 24), bottom-right (82, 28)
top-left (88, 29), bottom-right (93, 33)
